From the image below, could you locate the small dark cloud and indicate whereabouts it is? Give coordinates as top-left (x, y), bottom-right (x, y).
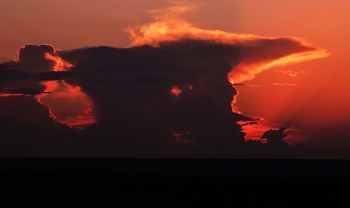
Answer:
top-left (261, 127), bottom-right (289, 147)
top-left (35, 71), bottom-right (77, 81)
top-left (0, 64), bottom-right (33, 82)
top-left (240, 121), bottom-right (260, 127)
top-left (3, 87), bottom-right (51, 96)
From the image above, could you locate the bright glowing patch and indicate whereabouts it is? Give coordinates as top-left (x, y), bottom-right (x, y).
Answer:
top-left (171, 86), bottom-right (182, 96)
top-left (231, 91), bottom-right (241, 114)
top-left (35, 80), bottom-right (99, 129)
top-left (44, 52), bottom-right (73, 71)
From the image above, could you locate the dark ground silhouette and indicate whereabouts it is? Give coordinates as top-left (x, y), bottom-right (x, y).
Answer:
top-left (0, 158), bottom-right (349, 205)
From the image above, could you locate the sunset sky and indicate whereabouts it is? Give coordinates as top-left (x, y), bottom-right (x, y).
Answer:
top-left (1, 0), bottom-right (350, 158)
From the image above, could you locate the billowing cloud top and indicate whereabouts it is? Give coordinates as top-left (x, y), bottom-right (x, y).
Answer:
top-left (124, 4), bottom-right (328, 84)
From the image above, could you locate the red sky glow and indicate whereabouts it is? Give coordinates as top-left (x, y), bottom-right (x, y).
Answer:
top-left (1, 0), bottom-right (350, 158)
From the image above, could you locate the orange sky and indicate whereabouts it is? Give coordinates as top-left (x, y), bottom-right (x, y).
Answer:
top-left (1, 0), bottom-right (350, 149)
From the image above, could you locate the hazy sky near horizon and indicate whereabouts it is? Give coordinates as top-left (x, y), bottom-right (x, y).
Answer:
top-left (1, 0), bottom-right (350, 156)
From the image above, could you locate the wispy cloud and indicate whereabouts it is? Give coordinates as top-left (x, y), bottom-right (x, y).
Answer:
top-left (276, 69), bottom-right (311, 77)
top-left (272, 83), bottom-right (299, 86)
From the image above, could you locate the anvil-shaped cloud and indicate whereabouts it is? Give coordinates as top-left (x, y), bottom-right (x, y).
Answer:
top-left (124, 4), bottom-right (328, 84)
top-left (0, 4), bottom-right (328, 157)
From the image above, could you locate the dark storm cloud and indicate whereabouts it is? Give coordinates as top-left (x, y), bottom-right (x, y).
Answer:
top-left (0, 37), bottom-right (327, 157)
top-left (52, 37), bottom-right (318, 157)
top-left (51, 41), bottom-right (253, 156)
top-left (59, 37), bottom-right (320, 114)
top-left (3, 87), bottom-right (51, 96)
top-left (59, 43), bottom-right (236, 113)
